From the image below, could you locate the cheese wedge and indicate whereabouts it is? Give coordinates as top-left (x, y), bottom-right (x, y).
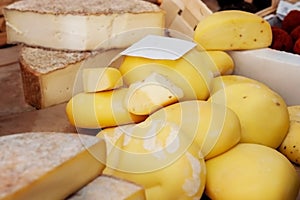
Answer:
top-left (67, 175), bottom-right (146, 200)
top-left (83, 67), bottom-right (123, 93)
top-left (0, 132), bottom-right (106, 200)
top-left (125, 72), bottom-right (184, 115)
top-left (3, 0), bottom-right (165, 51)
top-left (194, 10), bottom-right (272, 50)
top-left (19, 46), bottom-right (123, 109)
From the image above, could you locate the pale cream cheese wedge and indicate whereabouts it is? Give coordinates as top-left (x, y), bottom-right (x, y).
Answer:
top-left (82, 67), bottom-right (123, 93)
top-left (19, 46), bottom-right (123, 109)
top-left (0, 132), bottom-right (106, 200)
top-left (68, 175), bottom-right (146, 200)
top-left (3, 0), bottom-right (165, 51)
top-left (125, 72), bottom-right (184, 115)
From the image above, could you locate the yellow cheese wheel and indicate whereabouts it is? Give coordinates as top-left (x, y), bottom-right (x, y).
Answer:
top-left (103, 122), bottom-right (206, 200)
top-left (205, 143), bottom-right (300, 200)
top-left (147, 100), bottom-right (241, 159)
top-left (209, 83), bottom-right (289, 148)
top-left (66, 88), bottom-right (147, 129)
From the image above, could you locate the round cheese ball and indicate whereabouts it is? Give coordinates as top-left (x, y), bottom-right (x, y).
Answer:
top-left (145, 100), bottom-right (241, 159)
top-left (209, 83), bottom-right (290, 148)
top-left (205, 143), bottom-right (300, 200)
top-left (103, 122), bottom-right (207, 200)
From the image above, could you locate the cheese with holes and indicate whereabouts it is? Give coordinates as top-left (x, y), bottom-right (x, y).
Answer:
top-left (68, 175), bottom-right (146, 200)
top-left (3, 0), bottom-right (165, 51)
top-left (19, 46), bottom-right (123, 109)
top-left (0, 132), bottom-right (106, 200)
top-left (125, 72), bottom-right (183, 115)
top-left (83, 67), bottom-right (123, 93)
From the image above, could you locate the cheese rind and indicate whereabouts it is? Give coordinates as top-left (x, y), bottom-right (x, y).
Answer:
top-left (3, 0), bottom-right (165, 51)
top-left (19, 46), bottom-right (123, 109)
top-left (83, 67), bottom-right (123, 93)
top-left (68, 175), bottom-right (146, 200)
top-left (0, 132), bottom-right (106, 200)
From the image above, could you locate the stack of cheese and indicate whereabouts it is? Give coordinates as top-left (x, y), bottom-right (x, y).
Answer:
top-left (3, 0), bottom-right (165, 109)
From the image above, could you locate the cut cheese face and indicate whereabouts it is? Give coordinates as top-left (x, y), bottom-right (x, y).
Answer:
top-left (67, 175), bottom-right (146, 200)
top-left (19, 46), bottom-right (123, 109)
top-left (0, 132), bottom-right (106, 200)
top-left (3, 0), bottom-right (165, 51)
top-left (83, 67), bottom-right (123, 93)
top-left (125, 73), bottom-right (184, 115)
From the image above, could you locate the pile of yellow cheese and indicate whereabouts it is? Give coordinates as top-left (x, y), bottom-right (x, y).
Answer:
top-left (66, 10), bottom-right (300, 200)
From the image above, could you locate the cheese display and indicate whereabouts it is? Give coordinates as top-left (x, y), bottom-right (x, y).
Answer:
top-left (82, 67), bottom-right (123, 93)
top-left (194, 10), bottom-right (272, 50)
top-left (124, 72), bottom-right (184, 115)
top-left (0, 132), bottom-right (106, 200)
top-left (19, 46), bottom-right (123, 109)
top-left (68, 175), bottom-right (146, 200)
top-left (118, 48), bottom-right (214, 101)
top-left (3, 0), bottom-right (165, 51)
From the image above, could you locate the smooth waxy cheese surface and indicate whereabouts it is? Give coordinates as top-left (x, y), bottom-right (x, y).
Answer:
top-left (194, 10), bottom-right (272, 50)
top-left (83, 67), bottom-right (123, 93)
top-left (0, 132), bottom-right (106, 200)
top-left (3, 0), bottom-right (165, 51)
top-left (205, 143), bottom-right (300, 200)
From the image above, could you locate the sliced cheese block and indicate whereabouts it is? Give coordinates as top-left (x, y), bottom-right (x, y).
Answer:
top-left (0, 132), bottom-right (106, 200)
top-left (83, 67), bottom-right (123, 93)
top-left (125, 72), bottom-right (184, 115)
top-left (67, 175), bottom-right (146, 200)
top-left (3, 0), bottom-right (165, 51)
top-left (19, 46), bottom-right (123, 109)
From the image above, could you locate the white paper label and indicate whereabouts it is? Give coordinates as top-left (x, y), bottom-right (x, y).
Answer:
top-left (120, 35), bottom-right (197, 60)
top-left (276, 0), bottom-right (300, 20)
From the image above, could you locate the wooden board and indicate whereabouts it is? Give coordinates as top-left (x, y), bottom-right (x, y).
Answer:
top-left (0, 51), bottom-right (76, 136)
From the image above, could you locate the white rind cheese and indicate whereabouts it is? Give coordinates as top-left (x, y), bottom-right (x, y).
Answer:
top-left (3, 0), bottom-right (165, 51)
top-left (68, 175), bottom-right (146, 200)
top-left (0, 132), bottom-right (106, 200)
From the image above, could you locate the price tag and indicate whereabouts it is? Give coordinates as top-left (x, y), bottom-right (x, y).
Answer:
top-left (276, 0), bottom-right (300, 20)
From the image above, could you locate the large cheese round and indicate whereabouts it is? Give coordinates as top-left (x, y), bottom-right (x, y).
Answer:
top-left (209, 83), bottom-right (289, 148)
top-left (205, 143), bottom-right (300, 200)
top-left (102, 122), bottom-right (206, 200)
top-left (144, 100), bottom-right (241, 159)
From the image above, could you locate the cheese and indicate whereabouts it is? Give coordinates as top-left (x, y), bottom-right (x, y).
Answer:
top-left (3, 0), bottom-right (165, 51)
top-left (194, 10), bottom-right (272, 51)
top-left (19, 46), bottom-right (123, 109)
top-left (67, 175), bottom-right (146, 200)
top-left (125, 72), bottom-right (184, 115)
top-left (83, 67), bottom-right (123, 93)
top-left (66, 88), bottom-right (148, 129)
top-left (0, 132), bottom-right (106, 200)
